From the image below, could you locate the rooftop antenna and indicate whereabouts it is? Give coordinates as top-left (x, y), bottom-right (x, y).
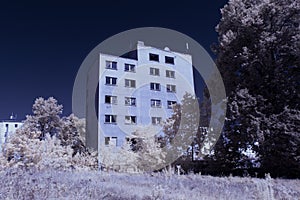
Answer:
top-left (9, 113), bottom-right (16, 120)
top-left (186, 42), bottom-right (189, 53)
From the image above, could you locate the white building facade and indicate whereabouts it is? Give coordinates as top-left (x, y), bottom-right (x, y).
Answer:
top-left (87, 41), bottom-right (195, 149)
top-left (0, 119), bottom-right (23, 151)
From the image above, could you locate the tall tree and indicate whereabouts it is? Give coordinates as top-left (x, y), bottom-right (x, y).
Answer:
top-left (2, 97), bottom-right (97, 170)
top-left (261, 107), bottom-right (300, 177)
top-left (26, 97), bottom-right (63, 139)
top-left (215, 0), bottom-right (299, 112)
top-left (214, 0), bottom-right (300, 177)
top-left (199, 86), bottom-right (211, 128)
top-left (161, 93), bottom-right (202, 161)
top-left (214, 88), bottom-right (264, 172)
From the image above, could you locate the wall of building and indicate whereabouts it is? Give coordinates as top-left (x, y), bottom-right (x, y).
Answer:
top-left (0, 121), bottom-right (23, 151)
top-left (86, 56), bottom-right (100, 150)
top-left (96, 41), bottom-right (195, 147)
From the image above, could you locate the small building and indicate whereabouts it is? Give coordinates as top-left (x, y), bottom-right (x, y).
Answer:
top-left (0, 115), bottom-right (23, 152)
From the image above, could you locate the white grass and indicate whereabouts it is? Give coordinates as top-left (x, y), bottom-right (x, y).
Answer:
top-left (0, 168), bottom-right (299, 200)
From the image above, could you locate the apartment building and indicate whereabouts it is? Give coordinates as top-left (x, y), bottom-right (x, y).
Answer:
top-left (86, 41), bottom-right (195, 149)
top-left (0, 116), bottom-right (23, 152)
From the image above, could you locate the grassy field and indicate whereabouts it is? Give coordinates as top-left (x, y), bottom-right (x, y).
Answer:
top-left (0, 169), bottom-right (299, 199)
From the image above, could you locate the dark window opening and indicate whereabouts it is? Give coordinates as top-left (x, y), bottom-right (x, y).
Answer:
top-left (150, 82), bottom-right (160, 91)
top-left (150, 67), bottom-right (160, 76)
top-left (125, 97), bottom-right (136, 106)
top-left (166, 84), bottom-right (176, 93)
top-left (105, 77), bottom-right (117, 85)
top-left (151, 99), bottom-right (161, 108)
top-left (105, 115), bottom-right (117, 123)
top-left (149, 53), bottom-right (159, 62)
top-left (152, 117), bottom-right (162, 125)
top-left (125, 116), bottom-right (137, 124)
top-left (125, 64), bottom-right (136, 72)
top-left (106, 61), bottom-right (117, 69)
top-left (105, 137), bottom-right (110, 145)
top-left (166, 70), bottom-right (175, 78)
top-left (165, 56), bottom-right (174, 64)
top-left (105, 95), bottom-right (117, 104)
top-left (167, 101), bottom-right (177, 109)
top-left (125, 79), bottom-right (136, 88)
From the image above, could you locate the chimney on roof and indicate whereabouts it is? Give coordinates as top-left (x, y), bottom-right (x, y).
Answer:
top-left (137, 41), bottom-right (144, 46)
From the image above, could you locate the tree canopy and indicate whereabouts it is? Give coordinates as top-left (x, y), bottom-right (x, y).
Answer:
top-left (213, 0), bottom-right (300, 178)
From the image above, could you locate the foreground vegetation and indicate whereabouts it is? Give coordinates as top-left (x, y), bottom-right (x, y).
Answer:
top-left (0, 168), bottom-right (299, 200)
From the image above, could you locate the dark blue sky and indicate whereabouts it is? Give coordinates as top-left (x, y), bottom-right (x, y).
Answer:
top-left (0, 1), bottom-right (228, 120)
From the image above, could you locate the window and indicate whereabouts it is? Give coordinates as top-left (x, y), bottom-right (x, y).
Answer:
top-left (149, 53), bottom-right (159, 61)
top-left (166, 70), bottom-right (175, 78)
top-left (166, 84), bottom-right (176, 93)
top-left (165, 56), bottom-right (174, 64)
top-left (150, 82), bottom-right (160, 91)
top-left (15, 124), bottom-right (18, 128)
top-left (167, 101), bottom-right (177, 109)
top-left (125, 63), bottom-right (135, 72)
top-left (152, 117), bottom-right (162, 125)
top-left (106, 61), bottom-right (117, 70)
top-left (125, 97), bottom-right (136, 106)
top-left (125, 79), bottom-right (136, 88)
top-left (111, 137), bottom-right (117, 146)
top-left (151, 99), bottom-right (161, 108)
top-left (105, 95), bottom-right (117, 104)
top-left (105, 137), bottom-right (110, 145)
top-left (105, 115), bottom-right (117, 124)
top-left (150, 67), bottom-right (160, 76)
top-left (105, 137), bottom-right (117, 146)
top-left (125, 116), bottom-right (137, 124)
top-left (105, 76), bottom-right (117, 85)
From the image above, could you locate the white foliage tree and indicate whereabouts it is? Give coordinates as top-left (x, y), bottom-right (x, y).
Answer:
top-left (59, 114), bottom-right (87, 156)
top-left (26, 97), bottom-right (63, 139)
top-left (132, 126), bottom-right (167, 172)
top-left (99, 125), bottom-right (166, 173)
top-left (99, 141), bottom-right (138, 173)
top-left (0, 97), bottom-right (97, 171)
top-left (161, 93), bottom-right (200, 162)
